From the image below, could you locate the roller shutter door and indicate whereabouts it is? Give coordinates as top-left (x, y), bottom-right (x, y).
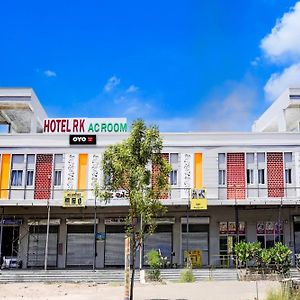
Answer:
top-left (143, 225), bottom-right (172, 265)
top-left (27, 226), bottom-right (58, 267)
top-left (105, 225), bottom-right (125, 266)
top-left (182, 224), bottom-right (209, 266)
top-left (66, 225), bottom-right (94, 266)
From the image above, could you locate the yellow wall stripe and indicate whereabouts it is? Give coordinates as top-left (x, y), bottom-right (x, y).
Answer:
top-left (194, 153), bottom-right (203, 188)
top-left (78, 154), bottom-right (88, 190)
top-left (0, 154), bottom-right (11, 199)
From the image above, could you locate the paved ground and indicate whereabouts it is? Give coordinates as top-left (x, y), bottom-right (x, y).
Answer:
top-left (0, 281), bottom-right (280, 300)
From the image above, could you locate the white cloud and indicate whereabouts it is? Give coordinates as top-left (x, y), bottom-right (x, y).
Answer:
top-left (264, 62), bottom-right (300, 101)
top-left (126, 85), bottom-right (139, 93)
top-left (44, 70), bottom-right (56, 77)
top-left (196, 81), bottom-right (258, 132)
top-left (148, 117), bottom-right (194, 132)
top-left (261, 2), bottom-right (300, 62)
top-left (251, 57), bottom-right (260, 67)
top-left (104, 76), bottom-right (120, 92)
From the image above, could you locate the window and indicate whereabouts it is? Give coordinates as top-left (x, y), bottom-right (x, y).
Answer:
top-left (246, 153), bottom-right (254, 164)
top-left (54, 170), bottom-right (62, 186)
top-left (218, 153), bottom-right (225, 165)
top-left (285, 169), bottom-right (292, 184)
top-left (170, 170), bottom-right (178, 185)
top-left (11, 170), bottom-right (23, 186)
top-left (257, 153), bottom-right (265, 163)
top-left (170, 153), bottom-right (178, 164)
top-left (54, 154), bottom-right (63, 164)
top-left (26, 170), bottom-right (34, 186)
top-left (12, 154), bottom-right (24, 164)
top-left (256, 222), bottom-right (283, 248)
top-left (284, 152), bottom-right (292, 163)
top-left (27, 154), bottom-right (35, 164)
top-left (218, 170), bottom-right (226, 185)
top-left (246, 169), bottom-right (254, 185)
top-left (258, 169), bottom-right (265, 184)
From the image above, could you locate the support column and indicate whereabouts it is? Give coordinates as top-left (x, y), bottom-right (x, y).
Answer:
top-left (172, 217), bottom-right (181, 266)
top-left (57, 219), bottom-right (67, 268)
top-left (96, 221), bottom-right (105, 268)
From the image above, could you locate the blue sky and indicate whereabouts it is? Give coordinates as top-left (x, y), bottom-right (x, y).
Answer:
top-left (1, 0), bottom-right (300, 131)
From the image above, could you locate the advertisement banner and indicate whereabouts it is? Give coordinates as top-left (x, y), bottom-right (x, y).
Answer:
top-left (63, 191), bottom-right (85, 207)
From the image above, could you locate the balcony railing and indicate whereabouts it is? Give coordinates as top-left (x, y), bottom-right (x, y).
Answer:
top-left (0, 186), bottom-right (299, 206)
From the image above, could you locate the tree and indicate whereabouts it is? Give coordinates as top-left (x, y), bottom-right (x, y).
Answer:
top-left (101, 119), bottom-right (171, 300)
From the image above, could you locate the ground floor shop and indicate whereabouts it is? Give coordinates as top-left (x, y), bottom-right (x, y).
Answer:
top-left (0, 205), bottom-right (298, 269)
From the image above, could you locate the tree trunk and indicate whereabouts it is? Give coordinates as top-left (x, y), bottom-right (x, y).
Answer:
top-left (130, 234), bottom-right (136, 300)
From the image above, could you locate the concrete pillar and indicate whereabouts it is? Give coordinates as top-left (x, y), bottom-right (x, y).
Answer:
top-left (172, 218), bottom-right (181, 266)
top-left (19, 219), bottom-right (29, 269)
top-left (96, 222), bottom-right (105, 268)
top-left (209, 216), bottom-right (219, 266)
top-left (57, 219), bottom-right (67, 268)
top-left (246, 222), bottom-right (257, 243)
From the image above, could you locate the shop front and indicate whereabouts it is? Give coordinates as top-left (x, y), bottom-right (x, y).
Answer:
top-left (104, 218), bottom-right (126, 267)
top-left (181, 217), bottom-right (209, 267)
top-left (27, 219), bottom-right (60, 268)
top-left (66, 219), bottom-right (97, 267)
top-left (143, 218), bottom-right (174, 266)
top-left (218, 221), bottom-right (246, 267)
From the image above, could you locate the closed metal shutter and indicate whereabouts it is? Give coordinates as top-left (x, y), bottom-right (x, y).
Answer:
top-left (143, 225), bottom-right (172, 265)
top-left (181, 224), bottom-right (209, 266)
top-left (27, 226), bottom-right (58, 267)
top-left (66, 225), bottom-right (94, 266)
top-left (105, 225), bottom-right (125, 266)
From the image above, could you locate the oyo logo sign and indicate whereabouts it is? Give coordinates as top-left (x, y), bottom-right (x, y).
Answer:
top-left (69, 135), bottom-right (96, 145)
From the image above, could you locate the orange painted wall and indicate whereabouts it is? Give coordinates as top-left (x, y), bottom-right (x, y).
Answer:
top-left (194, 153), bottom-right (203, 188)
top-left (78, 154), bottom-right (88, 190)
top-left (0, 154), bottom-right (11, 199)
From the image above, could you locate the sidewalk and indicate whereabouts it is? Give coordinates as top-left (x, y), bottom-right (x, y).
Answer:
top-left (0, 281), bottom-right (280, 300)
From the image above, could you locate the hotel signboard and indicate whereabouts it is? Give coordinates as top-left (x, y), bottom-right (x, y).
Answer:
top-left (43, 118), bottom-right (127, 134)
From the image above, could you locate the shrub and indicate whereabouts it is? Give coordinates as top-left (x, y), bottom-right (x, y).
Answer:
top-left (234, 241), bottom-right (292, 275)
top-left (266, 289), bottom-right (289, 300)
top-left (145, 249), bottom-right (162, 281)
top-left (272, 242), bottom-right (292, 275)
top-left (266, 288), bottom-right (300, 300)
top-left (179, 268), bottom-right (196, 283)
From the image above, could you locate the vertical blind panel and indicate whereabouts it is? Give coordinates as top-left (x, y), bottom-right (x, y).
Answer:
top-left (144, 232), bottom-right (172, 263)
top-left (105, 233), bottom-right (125, 266)
top-left (27, 233), bottom-right (58, 267)
top-left (66, 233), bottom-right (94, 266)
top-left (182, 232), bottom-right (209, 265)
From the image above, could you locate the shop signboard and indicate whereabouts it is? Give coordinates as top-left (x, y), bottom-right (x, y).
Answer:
top-left (190, 188), bottom-right (207, 210)
top-left (0, 218), bottom-right (23, 225)
top-left (184, 250), bottom-right (202, 268)
top-left (219, 221), bottom-right (245, 234)
top-left (265, 221), bottom-right (274, 234)
top-left (95, 232), bottom-right (106, 241)
top-left (257, 222), bottom-right (265, 234)
top-left (43, 118), bottom-right (127, 134)
top-left (239, 222), bottom-right (246, 234)
top-left (69, 135), bottom-right (96, 145)
top-left (228, 222), bottom-right (236, 234)
top-left (63, 191), bottom-right (85, 207)
top-left (219, 222), bottom-right (228, 234)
